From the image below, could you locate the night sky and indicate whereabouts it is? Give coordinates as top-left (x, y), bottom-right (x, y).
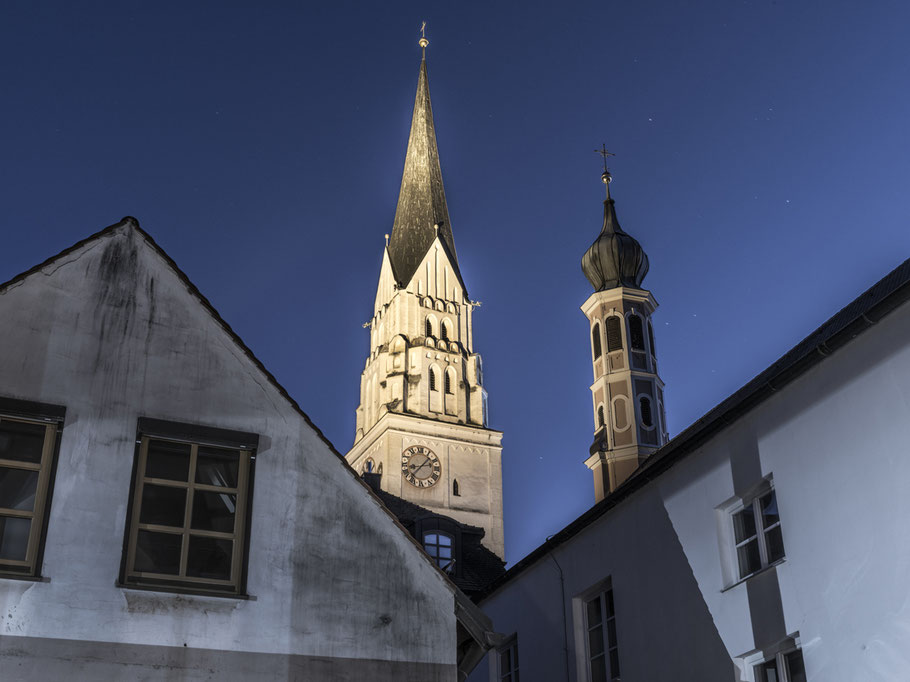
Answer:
top-left (2, 2), bottom-right (909, 566)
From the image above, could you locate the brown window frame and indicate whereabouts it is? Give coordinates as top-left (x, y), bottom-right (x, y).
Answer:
top-left (120, 418), bottom-right (258, 597)
top-left (0, 397), bottom-right (65, 580)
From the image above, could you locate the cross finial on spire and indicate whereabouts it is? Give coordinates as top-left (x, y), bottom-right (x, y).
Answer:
top-left (419, 21), bottom-right (429, 56)
top-left (595, 144), bottom-right (615, 199)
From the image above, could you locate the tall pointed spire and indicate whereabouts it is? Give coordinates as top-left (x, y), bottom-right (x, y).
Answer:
top-left (387, 33), bottom-right (461, 288)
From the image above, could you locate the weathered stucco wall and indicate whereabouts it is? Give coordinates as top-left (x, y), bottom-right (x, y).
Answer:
top-left (0, 223), bottom-right (458, 679)
top-left (471, 294), bottom-right (910, 681)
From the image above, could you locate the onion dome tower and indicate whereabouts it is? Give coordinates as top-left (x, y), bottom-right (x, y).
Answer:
top-left (344, 31), bottom-right (504, 559)
top-left (580, 150), bottom-right (668, 503)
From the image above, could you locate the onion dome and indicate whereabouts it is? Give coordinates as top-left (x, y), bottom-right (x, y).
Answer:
top-left (581, 177), bottom-right (649, 291)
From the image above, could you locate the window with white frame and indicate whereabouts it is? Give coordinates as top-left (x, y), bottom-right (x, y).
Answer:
top-left (584, 584), bottom-right (620, 682)
top-left (753, 648), bottom-right (806, 682)
top-left (497, 635), bottom-right (519, 681)
top-left (731, 485), bottom-right (785, 580)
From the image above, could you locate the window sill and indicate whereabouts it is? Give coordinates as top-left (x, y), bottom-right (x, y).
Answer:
top-left (721, 558), bottom-right (786, 593)
top-left (0, 574), bottom-right (51, 584)
top-left (116, 581), bottom-right (256, 601)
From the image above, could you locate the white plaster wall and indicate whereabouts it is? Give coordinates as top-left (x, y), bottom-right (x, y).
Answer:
top-left (0, 224), bottom-right (456, 666)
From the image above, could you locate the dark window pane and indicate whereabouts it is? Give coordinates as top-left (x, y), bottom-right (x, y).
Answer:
top-left (0, 516), bottom-right (31, 560)
top-left (606, 317), bottom-right (623, 352)
top-left (191, 491), bottom-right (237, 533)
top-left (760, 491), bottom-right (779, 527)
top-left (592, 325), bottom-right (602, 359)
top-left (145, 440), bottom-right (190, 481)
top-left (606, 618), bottom-right (617, 647)
top-left (590, 657), bottom-right (607, 682)
top-left (195, 447), bottom-right (239, 488)
top-left (785, 650), bottom-right (806, 682)
top-left (139, 484), bottom-right (187, 527)
top-left (186, 536), bottom-right (232, 580)
top-left (629, 315), bottom-right (645, 351)
top-left (605, 590), bottom-right (615, 618)
top-left (134, 530), bottom-right (182, 574)
top-left (587, 595), bottom-right (603, 627)
top-left (588, 625), bottom-right (604, 657)
top-left (737, 539), bottom-right (761, 578)
top-left (733, 505), bottom-right (756, 543)
top-left (609, 648), bottom-right (621, 679)
top-left (0, 467), bottom-right (39, 511)
top-left (0, 420), bottom-right (45, 464)
top-left (755, 659), bottom-right (780, 682)
top-left (500, 649), bottom-right (511, 674)
top-left (640, 397), bottom-right (653, 427)
top-left (765, 525), bottom-right (785, 563)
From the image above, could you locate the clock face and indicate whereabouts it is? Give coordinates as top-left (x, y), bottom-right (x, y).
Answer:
top-left (401, 445), bottom-right (441, 488)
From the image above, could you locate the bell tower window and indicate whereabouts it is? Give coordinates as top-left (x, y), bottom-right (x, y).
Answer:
top-left (444, 369), bottom-right (454, 395)
top-left (425, 318), bottom-right (434, 338)
top-left (639, 396), bottom-right (653, 428)
top-left (592, 323), bottom-right (602, 359)
top-left (648, 320), bottom-right (656, 356)
top-left (429, 367), bottom-right (438, 392)
top-left (597, 405), bottom-right (605, 428)
top-left (629, 315), bottom-right (645, 351)
top-left (606, 316), bottom-right (623, 352)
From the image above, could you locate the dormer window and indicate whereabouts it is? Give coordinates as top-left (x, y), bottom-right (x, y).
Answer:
top-left (423, 532), bottom-right (454, 572)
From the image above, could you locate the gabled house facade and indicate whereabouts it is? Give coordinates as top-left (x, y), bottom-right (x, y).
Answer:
top-left (0, 218), bottom-right (494, 680)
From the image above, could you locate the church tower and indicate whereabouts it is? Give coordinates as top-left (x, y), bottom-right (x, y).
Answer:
top-left (581, 159), bottom-right (668, 503)
top-left (345, 37), bottom-right (504, 559)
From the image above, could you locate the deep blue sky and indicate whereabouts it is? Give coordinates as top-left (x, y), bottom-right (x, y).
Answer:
top-left (2, 2), bottom-right (909, 566)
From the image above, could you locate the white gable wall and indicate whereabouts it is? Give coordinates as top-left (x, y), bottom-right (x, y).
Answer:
top-left (0, 223), bottom-right (457, 679)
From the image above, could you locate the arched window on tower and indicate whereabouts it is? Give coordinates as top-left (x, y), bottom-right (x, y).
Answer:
top-left (425, 317), bottom-right (434, 338)
top-left (639, 396), bottom-right (654, 428)
top-left (592, 323), bottom-right (602, 359)
top-left (629, 315), bottom-right (645, 351)
top-left (453, 479), bottom-right (460, 496)
top-left (440, 320), bottom-right (450, 341)
top-left (648, 320), bottom-right (656, 356)
top-left (445, 368), bottom-right (455, 394)
top-left (606, 316), bottom-right (623, 352)
top-left (597, 405), bottom-right (605, 428)
top-left (429, 367), bottom-right (438, 392)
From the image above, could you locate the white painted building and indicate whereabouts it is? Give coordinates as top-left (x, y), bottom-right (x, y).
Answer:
top-left (0, 219), bottom-right (495, 680)
top-left (469, 182), bottom-right (910, 681)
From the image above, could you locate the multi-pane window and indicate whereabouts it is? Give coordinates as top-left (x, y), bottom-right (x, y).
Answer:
top-left (123, 420), bottom-right (256, 595)
top-left (0, 405), bottom-right (63, 578)
top-left (423, 532), bottom-right (454, 572)
top-left (732, 488), bottom-right (785, 580)
top-left (585, 587), bottom-right (620, 682)
top-left (592, 323), bottom-right (602, 359)
top-left (754, 649), bottom-right (806, 682)
top-left (498, 636), bottom-right (519, 681)
top-left (605, 316), bottom-right (623, 352)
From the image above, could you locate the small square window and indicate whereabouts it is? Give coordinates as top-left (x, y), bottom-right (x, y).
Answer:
top-left (0, 401), bottom-right (64, 579)
top-left (497, 635), bottom-right (519, 681)
top-left (730, 484), bottom-right (785, 581)
top-left (121, 419), bottom-right (257, 596)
